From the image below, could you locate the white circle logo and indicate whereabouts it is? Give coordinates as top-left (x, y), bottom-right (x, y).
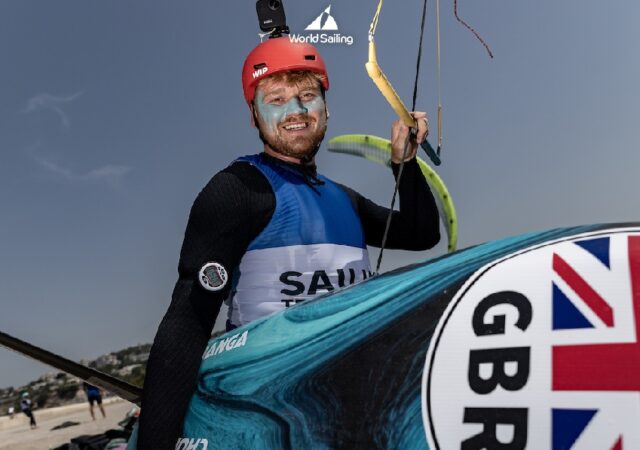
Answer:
top-left (198, 262), bottom-right (228, 292)
top-left (422, 229), bottom-right (640, 450)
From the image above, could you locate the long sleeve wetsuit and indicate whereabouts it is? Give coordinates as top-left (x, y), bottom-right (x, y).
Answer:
top-left (137, 154), bottom-right (440, 450)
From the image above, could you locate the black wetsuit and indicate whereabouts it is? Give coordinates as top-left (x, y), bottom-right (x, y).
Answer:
top-left (137, 154), bottom-right (440, 450)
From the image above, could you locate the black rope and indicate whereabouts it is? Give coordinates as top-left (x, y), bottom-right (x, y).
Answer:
top-left (412, 0), bottom-right (429, 111)
top-left (374, 136), bottom-right (412, 273)
top-left (375, 0), bottom-right (429, 274)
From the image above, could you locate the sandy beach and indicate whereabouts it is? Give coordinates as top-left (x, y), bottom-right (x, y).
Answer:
top-left (0, 398), bottom-right (135, 450)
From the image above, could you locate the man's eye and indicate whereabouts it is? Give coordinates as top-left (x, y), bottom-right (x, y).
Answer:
top-left (301, 92), bottom-right (316, 100)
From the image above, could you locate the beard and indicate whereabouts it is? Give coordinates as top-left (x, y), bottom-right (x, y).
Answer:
top-left (259, 115), bottom-right (327, 161)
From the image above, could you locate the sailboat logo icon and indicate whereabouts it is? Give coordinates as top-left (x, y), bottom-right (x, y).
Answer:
top-left (305, 5), bottom-right (339, 31)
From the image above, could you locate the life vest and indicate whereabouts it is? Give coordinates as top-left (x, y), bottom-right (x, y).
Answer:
top-left (227, 154), bottom-right (372, 327)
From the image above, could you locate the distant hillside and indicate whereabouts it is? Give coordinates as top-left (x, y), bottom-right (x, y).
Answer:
top-left (0, 343), bottom-right (150, 413)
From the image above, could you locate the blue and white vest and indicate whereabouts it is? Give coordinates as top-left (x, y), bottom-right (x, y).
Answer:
top-left (227, 154), bottom-right (372, 327)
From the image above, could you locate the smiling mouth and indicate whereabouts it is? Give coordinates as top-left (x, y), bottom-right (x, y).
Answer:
top-left (282, 122), bottom-right (309, 132)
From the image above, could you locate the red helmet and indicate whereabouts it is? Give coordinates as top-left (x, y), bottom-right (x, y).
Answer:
top-left (242, 37), bottom-right (329, 105)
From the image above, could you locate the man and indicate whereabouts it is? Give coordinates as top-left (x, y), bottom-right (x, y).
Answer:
top-left (19, 392), bottom-right (37, 429)
top-left (83, 382), bottom-right (106, 420)
top-left (137, 37), bottom-right (440, 449)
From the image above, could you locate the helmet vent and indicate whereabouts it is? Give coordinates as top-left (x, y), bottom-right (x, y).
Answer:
top-left (253, 63), bottom-right (267, 70)
top-left (304, 55), bottom-right (316, 61)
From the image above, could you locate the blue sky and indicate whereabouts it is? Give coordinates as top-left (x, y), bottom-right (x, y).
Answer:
top-left (1, 0), bottom-right (639, 387)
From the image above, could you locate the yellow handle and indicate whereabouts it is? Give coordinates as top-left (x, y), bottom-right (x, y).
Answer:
top-left (365, 41), bottom-right (416, 128)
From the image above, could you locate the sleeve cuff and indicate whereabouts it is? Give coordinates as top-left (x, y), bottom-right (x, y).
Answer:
top-left (391, 157), bottom-right (419, 178)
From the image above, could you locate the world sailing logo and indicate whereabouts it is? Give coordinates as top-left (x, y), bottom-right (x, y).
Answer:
top-left (304, 5), bottom-right (338, 31)
top-left (290, 5), bottom-right (354, 46)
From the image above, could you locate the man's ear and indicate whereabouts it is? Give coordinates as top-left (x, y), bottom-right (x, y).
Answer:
top-left (326, 105), bottom-right (330, 120)
top-left (250, 105), bottom-right (257, 128)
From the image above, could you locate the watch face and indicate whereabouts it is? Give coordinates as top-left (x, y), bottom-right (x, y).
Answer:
top-left (199, 262), bottom-right (228, 292)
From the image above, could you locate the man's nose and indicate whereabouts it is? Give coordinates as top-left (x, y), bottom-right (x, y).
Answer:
top-left (283, 97), bottom-right (308, 116)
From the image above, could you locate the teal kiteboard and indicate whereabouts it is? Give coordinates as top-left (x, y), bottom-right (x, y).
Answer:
top-left (122, 222), bottom-right (640, 449)
top-left (3, 223), bottom-right (639, 449)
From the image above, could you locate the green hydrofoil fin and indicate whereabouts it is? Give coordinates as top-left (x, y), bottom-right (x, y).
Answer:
top-left (328, 134), bottom-right (458, 252)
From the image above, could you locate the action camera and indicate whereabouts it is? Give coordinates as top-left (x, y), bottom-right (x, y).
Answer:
top-left (256, 0), bottom-right (289, 36)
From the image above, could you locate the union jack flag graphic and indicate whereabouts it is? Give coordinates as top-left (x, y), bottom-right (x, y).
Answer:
top-left (550, 235), bottom-right (640, 450)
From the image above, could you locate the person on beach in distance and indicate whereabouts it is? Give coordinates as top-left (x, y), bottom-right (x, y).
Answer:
top-left (19, 392), bottom-right (37, 429)
top-left (83, 382), bottom-right (106, 420)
